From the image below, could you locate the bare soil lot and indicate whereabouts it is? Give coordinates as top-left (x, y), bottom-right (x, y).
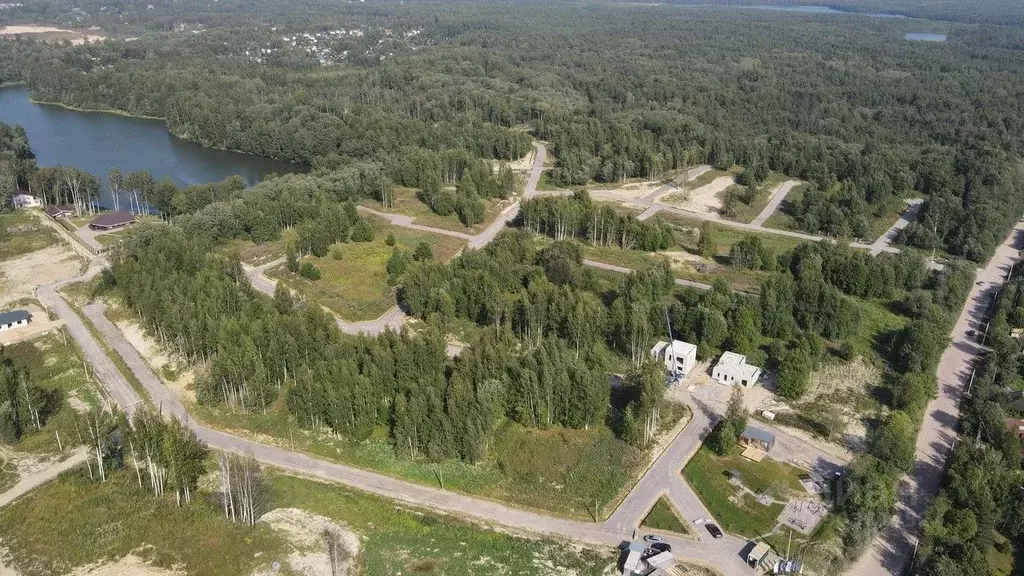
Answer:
top-left (661, 176), bottom-right (735, 215)
top-left (0, 245), bottom-right (83, 306)
top-left (0, 25), bottom-right (106, 45)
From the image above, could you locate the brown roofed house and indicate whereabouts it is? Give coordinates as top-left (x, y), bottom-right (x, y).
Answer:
top-left (89, 210), bottom-right (136, 231)
top-left (44, 205), bottom-right (74, 219)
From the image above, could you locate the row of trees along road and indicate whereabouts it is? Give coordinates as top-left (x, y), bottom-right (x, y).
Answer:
top-left (911, 268), bottom-right (1024, 575)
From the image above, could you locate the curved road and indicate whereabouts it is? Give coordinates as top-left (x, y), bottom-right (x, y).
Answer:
top-left (68, 298), bottom-right (753, 575)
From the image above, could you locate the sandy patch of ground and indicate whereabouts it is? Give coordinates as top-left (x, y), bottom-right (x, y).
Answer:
top-left (115, 319), bottom-right (195, 402)
top-left (70, 553), bottom-right (183, 576)
top-left (255, 508), bottom-right (361, 576)
top-left (588, 182), bottom-right (658, 200)
top-left (0, 304), bottom-right (63, 346)
top-left (0, 245), bottom-right (83, 306)
top-left (506, 147), bottom-right (536, 173)
top-left (660, 176), bottom-right (734, 215)
top-left (0, 25), bottom-right (106, 44)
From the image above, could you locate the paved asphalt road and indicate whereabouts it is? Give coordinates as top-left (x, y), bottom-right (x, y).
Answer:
top-left (848, 220), bottom-right (1024, 576)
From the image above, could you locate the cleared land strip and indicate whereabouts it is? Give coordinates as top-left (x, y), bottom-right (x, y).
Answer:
top-left (868, 199), bottom-right (924, 256)
top-left (847, 220), bottom-right (1024, 576)
top-left (582, 259), bottom-right (714, 292)
top-left (750, 180), bottom-right (799, 227)
top-left (68, 298), bottom-right (753, 575)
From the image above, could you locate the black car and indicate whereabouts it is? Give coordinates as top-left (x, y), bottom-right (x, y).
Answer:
top-left (706, 523), bottom-right (724, 539)
top-left (649, 542), bottom-right (672, 554)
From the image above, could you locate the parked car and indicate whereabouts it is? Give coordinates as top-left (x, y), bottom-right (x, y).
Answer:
top-left (706, 524), bottom-right (724, 539)
top-left (650, 542), bottom-right (672, 554)
top-left (643, 534), bottom-right (665, 544)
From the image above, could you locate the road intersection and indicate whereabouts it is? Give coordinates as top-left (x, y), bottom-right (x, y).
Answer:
top-left (26, 142), bottom-right (1013, 576)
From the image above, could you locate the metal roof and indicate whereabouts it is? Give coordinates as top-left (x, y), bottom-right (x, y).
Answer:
top-left (741, 425), bottom-right (776, 445)
top-left (0, 310), bottom-right (30, 325)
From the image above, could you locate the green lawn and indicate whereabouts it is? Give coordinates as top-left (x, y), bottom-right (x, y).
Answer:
top-left (0, 211), bottom-right (59, 261)
top-left (865, 198), bottom-right (914, 244)
top-left (267, 218), bottom-right (466, 321)
top-left (641, 496), bottom-right (692, 537)
top-left (359, 186), bottom-right (505, 234)
top-left (682, 446), bottom-right (806, 538)
top-left (2, 332), bottom-right (105, 455)
top-left (762, 183), bottom-right (808, 233)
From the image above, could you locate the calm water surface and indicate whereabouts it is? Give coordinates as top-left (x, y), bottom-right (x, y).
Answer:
top-left (0, 86), bottom-right (304, 205)
top-left (905, 32), bottom-right (948, 42)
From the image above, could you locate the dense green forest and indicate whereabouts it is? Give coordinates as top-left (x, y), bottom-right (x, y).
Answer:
top-left (2, 0), bottom-right (1023, 258)
top-left (2, 0), bottom-right (1023, 571)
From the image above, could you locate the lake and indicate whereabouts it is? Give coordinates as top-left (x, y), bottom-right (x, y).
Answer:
top-left (905, 32), bottom-right (948, 42)
top-left (749, 5), bottom-right (907, 19)
top-left (0, 86), bottom-right (305, 206)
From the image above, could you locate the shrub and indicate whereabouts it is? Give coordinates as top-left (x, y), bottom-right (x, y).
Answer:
top-left (385, 233), bottom-right (396, 246)
top-left (299, 261), bottom-right (321, 280)
top-left (331, 247), bottom-right (344, 260)
top-left (351, 219), bottom-right (374, 242)
top-left (413, 242), bottom-right (434, 262)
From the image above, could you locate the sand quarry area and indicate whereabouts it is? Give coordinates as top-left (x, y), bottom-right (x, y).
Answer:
top-left (660, 175), bottom-right (735, 215)
top-left (0, 25), bottom-right (106, 45)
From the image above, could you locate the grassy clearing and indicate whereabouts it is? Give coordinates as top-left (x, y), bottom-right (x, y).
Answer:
top-left (359, 186), bottom-right (504, 234)
top-left (849, 298), bottom-right (907, 362)
top-left (0, 211), bottom-right (59, 261)
top-left (222, 229), bottom-right (298, 267)
top-left (865, 198), bottom-right (912, 243)
top-left (720, 173), bottom-right (790, 224)
top-left (0, 460), bottom-right (18, 492)
top-left (267, 218), bottom-right (465, 321)
top-left (762, 183), bottom-right (808, 232)
top-left (682, 446), bottom-right (806, 538)
top-left (3, 332), bottom-right (104, 455)
top-left (640, 497), bottom-right (691, 536)
top-left (192, 400), bottom-right (658, 521)
top-left (270, 472), bottom-right (617, 576)
top-left (581, 236), bottom-right (768, 294)
top-left (94, 231), bottom-right (127, 247)
top-left (657, 213), bottom-right (803, 256)
top-left (686, 168), bottom-right (733, 190)
top-left (0, 468), bottom-right (289, 576)
top-left (989, 532), bottom-right (1014, 576)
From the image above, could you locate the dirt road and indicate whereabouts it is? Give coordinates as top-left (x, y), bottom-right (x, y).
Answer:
top-left (0, 448), bottom-right (88, 508)
top-left (847, 220), bottom-right (1024, 576)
